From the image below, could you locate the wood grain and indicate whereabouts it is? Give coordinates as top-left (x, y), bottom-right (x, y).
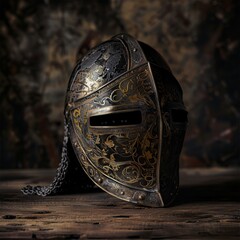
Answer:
top-left (0, 168), bottom-right (240, 239)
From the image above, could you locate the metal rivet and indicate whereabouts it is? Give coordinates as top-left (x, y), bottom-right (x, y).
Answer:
top-left (120, 191), bottom-right (125, 195)
top-left (97, 178), bottom-right (103, 184)
top-left (133, 48), bottom-right (137, 52)
top-left (138, 194), bottom-right (145, 201)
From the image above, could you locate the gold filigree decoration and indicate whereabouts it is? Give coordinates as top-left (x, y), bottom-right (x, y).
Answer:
top-left (71, 64), bottom-right (160, 189)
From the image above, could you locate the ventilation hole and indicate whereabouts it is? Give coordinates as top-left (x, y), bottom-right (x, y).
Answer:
top-left (171, 109), bottom-right (188, 123)
top-left (89, 110), bottom-right (142, 126)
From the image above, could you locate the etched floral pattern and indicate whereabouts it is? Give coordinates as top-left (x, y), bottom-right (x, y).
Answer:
top-left (71, 63), bottom-right (160, 189)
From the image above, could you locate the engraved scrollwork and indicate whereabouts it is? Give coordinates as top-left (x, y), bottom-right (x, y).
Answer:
top-left (73, 109), bottom-right (82, 133)
top-left (121, 165), bottom-right (141, 183)
top-left (68, 41), bottom-right (128, 102)
top-left (71, 64), bottom-right (160, 190)
top-left (93, 77), bottom-right (134, 106)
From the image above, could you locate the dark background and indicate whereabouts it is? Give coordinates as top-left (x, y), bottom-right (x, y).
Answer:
top-left (0, 0), bottom-right (239, 169)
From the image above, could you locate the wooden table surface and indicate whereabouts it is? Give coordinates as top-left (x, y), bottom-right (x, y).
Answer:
top-left (0, 168), bottom-right (239, 239)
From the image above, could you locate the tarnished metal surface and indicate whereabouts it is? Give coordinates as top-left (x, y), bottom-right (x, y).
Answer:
top-left (66, 34), bottom-right (187, 207)
top-left (69, 63), bottom-right (162, 206)
top-left (22, 34), bottom-right (187, 207)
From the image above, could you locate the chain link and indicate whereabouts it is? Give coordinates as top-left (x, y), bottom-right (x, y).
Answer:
top-left (21, 119), bottom-right (94, 196)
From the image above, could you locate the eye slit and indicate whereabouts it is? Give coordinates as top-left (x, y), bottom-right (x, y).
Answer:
top-left (89, 110), bottom-right (142, 127)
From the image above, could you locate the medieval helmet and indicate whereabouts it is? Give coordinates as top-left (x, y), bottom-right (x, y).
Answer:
top-left (22, 34), bottom-right (188, 207)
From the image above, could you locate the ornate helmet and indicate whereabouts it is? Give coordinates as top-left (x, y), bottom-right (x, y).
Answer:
top-left (22, 34), bottom-right (188, 207)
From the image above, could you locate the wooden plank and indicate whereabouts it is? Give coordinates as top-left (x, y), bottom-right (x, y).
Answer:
top-left (0, 169), bottom-right (240, 239)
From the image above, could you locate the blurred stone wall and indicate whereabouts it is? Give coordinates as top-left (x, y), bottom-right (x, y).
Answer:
top-left (0, 0), bottom-right (239, 168)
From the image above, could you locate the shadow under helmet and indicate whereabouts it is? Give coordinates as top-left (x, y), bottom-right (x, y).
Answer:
top-left (22, 34), bottom-right (188, 207)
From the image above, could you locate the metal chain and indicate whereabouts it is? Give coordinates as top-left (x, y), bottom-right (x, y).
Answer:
top-left (21, 119), bottom-right (94, 196)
